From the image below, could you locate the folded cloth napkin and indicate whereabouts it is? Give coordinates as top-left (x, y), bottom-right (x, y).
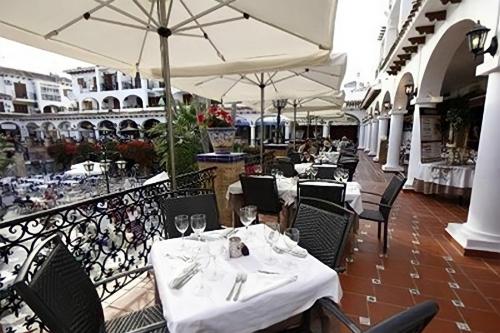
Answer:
top-left (186, 228), bottom-right (235, 241)
top-left (239, 273), bottom-right (298, 302)
top-left (273, 238), bottom-right (308, 258)
top-left (169, 262), bottom-right (200, 289)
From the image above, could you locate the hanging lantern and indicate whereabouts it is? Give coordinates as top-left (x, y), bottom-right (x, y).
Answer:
top-left (466, 21), bottom-right (498, 57)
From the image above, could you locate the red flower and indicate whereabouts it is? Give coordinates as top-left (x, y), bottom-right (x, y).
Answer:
top-left (196, 113), bottom-right (205, 124)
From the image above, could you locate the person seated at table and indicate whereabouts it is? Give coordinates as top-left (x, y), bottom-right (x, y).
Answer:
top-left (338, 136), bottom-right (350, 150)
top-left (321, 139), bottom-right (335, 152)
top-left (300, 150), bottom-right (315, 163)
top-left (297, 139), bottom-right (311, 153)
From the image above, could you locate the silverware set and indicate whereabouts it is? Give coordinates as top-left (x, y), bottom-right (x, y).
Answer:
top-left (226, 272), bottom-right (247, 301)
top-left (176, 268), bottom-right (199, 289)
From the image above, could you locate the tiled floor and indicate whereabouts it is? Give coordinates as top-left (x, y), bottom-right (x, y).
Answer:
top-left (340, 152), bottom-right (500, 333)
top-left (104, 152), bottom-right (500, 333)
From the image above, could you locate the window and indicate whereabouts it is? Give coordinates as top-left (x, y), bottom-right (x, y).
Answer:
top-left (40, 84), bottom-right (62, 101)
top-left (77, 78), bottom-right (87, 89)
top-left (13, 103), bottom-right (28, 113)
top-left (14, 82), bottom-right (28, 98)
top-left (0, 102), bottom-right (4, 112)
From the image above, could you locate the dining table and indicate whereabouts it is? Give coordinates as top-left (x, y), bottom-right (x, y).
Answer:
top-left (150, 224), bottom-right (343, 333)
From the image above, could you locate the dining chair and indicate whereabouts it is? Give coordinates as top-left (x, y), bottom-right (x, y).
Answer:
top-left (267, 159), bottom-right (298, 178)
top-left (292, 197), bottom-right (353, 272)
top-left (337, 158), bottom-right (359, 182)
top-left (13, 234), bottom-right (167, 333)
top-left (313, 164), bottom-right (337, 180)
top-left (359, 173), bottom-right (407, 254)
top-left (157, 188), bottom-right (221, 239)
top-left (297, 179), bottom-right (346, 206)
top-left (239, 173), bottom-right (283, 224)
top-left (317, 298), bottom-right (438, 333)
top-left (287, 152), bottom-right (302, 164)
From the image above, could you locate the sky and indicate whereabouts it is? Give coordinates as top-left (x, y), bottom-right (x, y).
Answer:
top-left (0, 0), bottom-right (388, 85)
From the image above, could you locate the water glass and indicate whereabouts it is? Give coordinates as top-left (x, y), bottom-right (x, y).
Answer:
top-left (174, 215), bottom-right (189, 248)
top-left (190, 214), bottom-right (206, 242)
top-left (284, 228), bottom-right (300, 268)
top-left (239, 205), bottom-right (257, 237)
top-left (264, 223), bottom-right (280, 264)
top-left (311, 167), bottom-right (318, 179)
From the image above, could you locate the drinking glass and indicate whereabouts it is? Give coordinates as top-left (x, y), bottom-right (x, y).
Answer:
top-left (284, 228), bottom-right (300, 268)
top-left (174, 215), bottom-right (189, 248)
top-left (311, 167), bottom-right (318, 179)
top-left (193, 242), bottom-right (211, 297)
top-left (190, 214), bottom-right (206, 243)
top-left (239, 205), bottom-right (257, 238)
top-left (263, 222), bottom-right (280, 264)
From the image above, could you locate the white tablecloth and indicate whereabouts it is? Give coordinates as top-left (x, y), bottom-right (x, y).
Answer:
top-left (415, 162), bottom-right (475, 188)
top-left (294, 163), bottom-right (313, 175)
top-left (226, 178), bottom-right (363, 214)
top-left (150, 224), bottom-right (342, 333)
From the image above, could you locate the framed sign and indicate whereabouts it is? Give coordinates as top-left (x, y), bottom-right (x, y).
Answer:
top-left (420, 109), bottom-right (442, 163)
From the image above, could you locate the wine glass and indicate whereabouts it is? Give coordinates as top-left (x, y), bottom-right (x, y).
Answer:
top-left (284, 228), bottom-right (300, 267)
top-left (335, 168), bottom-right (349, 182)
top-left (263, 222), bottom-right (280, 264)
top-left (175, 215), bottom-right (189, 248)
top-left (239, 205), bottom-right (257, 238)
top-left (311, 167), bottom-right (318, 179)
top-left (190, 214), bottom-right (206, 243)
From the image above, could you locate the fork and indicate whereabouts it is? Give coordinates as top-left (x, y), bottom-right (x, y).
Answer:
top-left (233, 273), bottom-right (247, 301)
top-left (226, 273), bottom-right (241, 301)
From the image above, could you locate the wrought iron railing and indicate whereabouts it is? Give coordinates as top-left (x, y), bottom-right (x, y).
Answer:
top-left (0, 167), bottom-right (216, 333)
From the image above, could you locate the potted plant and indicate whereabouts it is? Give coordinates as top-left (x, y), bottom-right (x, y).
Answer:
top-left (197, 104), bottom-right (235, 154)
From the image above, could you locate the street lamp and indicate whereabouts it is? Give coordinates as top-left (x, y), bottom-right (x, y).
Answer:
top-left (99, 159), bottom-right (112, 193)
top-left (83, 160), bottom-right (95, 173)
top-left (466, 21), bottom-right (498, 58)
top-left (272, 99), bottom-right (288, 143)
top-left (404, 83), bottom-right (414, 96)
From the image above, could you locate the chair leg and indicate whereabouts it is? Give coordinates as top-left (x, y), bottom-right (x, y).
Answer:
top-left (383, 221), bottom-right (388, 254)
top-left (377, 222), bottom-right (381, 239)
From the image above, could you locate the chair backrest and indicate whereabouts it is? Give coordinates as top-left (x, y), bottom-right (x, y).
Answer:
top-left (297, 180), bottom-right (346, 206)
top-left (367, 300), bottom-right (439, 333)
top-left (313, 164), bottom-right (337, 180)
top-left (157, 188), bottom-right (220, 238)
top-left (292, 197), bottom-right (353, 270)
top-left (14, 234), bottom-right (105, 333)
top-left (269, 160), bottom-right (297, 178)
top-left (288, 152), bottom-right (302, 164)
top-left (239, 173), bottom-right (282, 214)
top-left (379, 173), bottom-right (407, 220)
top-left (337, 158), bottom-right (359, 181)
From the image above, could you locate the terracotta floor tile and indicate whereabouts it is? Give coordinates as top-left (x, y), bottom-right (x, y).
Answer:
top-left (414, 279), bottom-right (457, 300)
top-left (451, 274), bottom-right (477, 291)
top-left (460, 266), bottom-right (499, 281)
top-left (379, 270), bottom-right (416, 289)
top-left (373, 284), bottom-right (414, 307)
top-left (339, 274), bottom-right (374, 296)
top-left (474, 280), bottom-right (500, 300)
top-left (460, 308), bottom-right (500, 333)
top-left (487, 298), bottom-right (500, 314)
top-left (416, 265), bottom-right (453, 282)
top-left (455, 288), bottom-right (495, 312)
top-left (339, 292), bottom-right (369, 317)
top-left (368, 302), bottom-right (407, 326)
top-left (412, 295), bottom-right (463, 322)
top-left (423, 318), bottom-right (462, 333)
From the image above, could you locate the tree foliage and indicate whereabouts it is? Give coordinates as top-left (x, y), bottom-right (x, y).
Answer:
top-left (0, 136), bottom-right (13, 174)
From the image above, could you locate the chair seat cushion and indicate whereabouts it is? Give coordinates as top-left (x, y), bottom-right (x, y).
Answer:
top-left (359, 209), bottom-right (385, 222)
top-left (105, 304), bottom-right (168, 333)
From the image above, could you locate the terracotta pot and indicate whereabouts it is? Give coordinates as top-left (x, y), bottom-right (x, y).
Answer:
top-left (207, 127), bottom-right (236, 154)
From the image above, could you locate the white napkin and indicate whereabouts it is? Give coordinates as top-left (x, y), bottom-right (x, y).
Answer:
top-left (273, 237), bottom-right (308, 258)
top-left (185, 228), bottom-right (234, 241)
top-left (168, 262), bottom-right (200, 289)
top-left (239, 273), bottom-right (298, 302)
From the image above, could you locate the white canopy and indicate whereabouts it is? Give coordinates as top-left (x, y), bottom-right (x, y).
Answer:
top-left (0, 0), bottom-right (338, 77)
top-left (143, 171), bottom-right (169, 185)
top-left (64, 161), bottom-right (103, 177)
top-left (172, 53), bottom-right (347, 102)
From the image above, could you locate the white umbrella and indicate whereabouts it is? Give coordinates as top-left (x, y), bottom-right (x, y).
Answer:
top-left (172, 53), bottom-right (347, 163)
top-left (64, 161), bottom-right (103, 176)
top-left (143, 171), bottom-right (169, 185)
top-left (0, 0), bottom-right (338, 188)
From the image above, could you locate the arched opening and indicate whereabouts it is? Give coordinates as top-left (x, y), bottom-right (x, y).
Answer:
top-left (119, 119), bottom-right (140, 139)
top-left (97, 120), bottom-right (117, 137)
top-left (81, 97), bottom-right (99, 111)
top-left (234, 116), bottom-right (250, 145)
top-left (394, 73), bottom-right (416, 168)
top-left (142, 119), bottom-right (160, 139)
top-left (381, 91), bottom-right (391, 114)
top-left (0, 122), bottom-right (21, 138)
top-left (123, 95), bottom-right (144, 109)
top-left (26, 122), bottom-right (42, 142)
top-left (42, 105), bottom-right (59, 114)
top-left (330, 113), bottom-right (360, 141)
top-left (58, 121), bottom-right (72, 139)
top-left (101, 96), bottom-right (121, 111)
top-left (78, 121), bottom-right (96, 140)
top-left (374, 101), bottom-right (380, 116)
top-left (409, 19), bottom-right (486, 196)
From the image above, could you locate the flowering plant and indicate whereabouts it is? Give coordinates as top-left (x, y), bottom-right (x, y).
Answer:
top-left (196, 104), bottom-right (233, 128)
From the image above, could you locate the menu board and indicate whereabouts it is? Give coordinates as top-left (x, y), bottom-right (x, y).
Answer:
top-left (420, 109), bottom-right (442, 163)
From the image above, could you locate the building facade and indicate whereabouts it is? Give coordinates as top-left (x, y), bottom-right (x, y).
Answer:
top-left (360, 0), bottom-right (500, 254)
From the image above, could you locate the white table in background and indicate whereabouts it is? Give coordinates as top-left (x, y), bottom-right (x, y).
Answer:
top-left (150, 224), bottom-right (342, 333)
top-left (226, 178), bottom-right (363, 215)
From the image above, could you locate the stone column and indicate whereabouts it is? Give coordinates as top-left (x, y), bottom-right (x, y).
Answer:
top-left (197, 153), bottom-right (246, 228)
top-left (250, 125), bottom-right (256, 147)
top-left (374, 115), bottom-right (390, 162)
top-left (383, 110), bottom-right (407, 172)
top-left (117, 72), bottom-right (123, 90)
top-left (446, 71), bottom-right (500, 254)
top-left (358, 123), bottom-right (365, 150)
top-left (364, 122), bottom-right (372, 153)
top-left (368, 119), bottom-right (378, 156)
top-left (284, 122), bottom-right (291, 141)
top-left (322, 123), bottom-right (329, 138)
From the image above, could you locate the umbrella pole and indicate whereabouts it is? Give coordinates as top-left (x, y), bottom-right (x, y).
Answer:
top-left (259, 73), bottom-right (265, 170)
top-left (306, 111), bottom-right (310, 139)
top-left (158, 0), bottom-right (176, 190)
top-left (293, 100), bottom-right (297, 150)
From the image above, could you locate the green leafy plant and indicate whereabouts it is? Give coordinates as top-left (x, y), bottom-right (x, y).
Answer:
top-left (446, 96), bottom-right (474, 131)
top-left (149, 103), bottom-right (203, 174)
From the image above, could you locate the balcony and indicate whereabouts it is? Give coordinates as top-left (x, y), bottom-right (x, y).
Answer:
top-left (0, 167), bottom-right (216, 333)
